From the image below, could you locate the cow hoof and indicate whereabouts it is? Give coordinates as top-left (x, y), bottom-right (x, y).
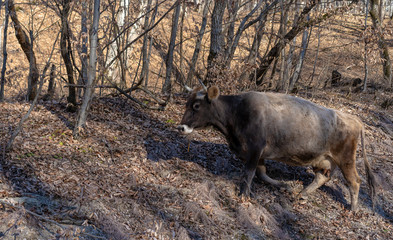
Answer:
top-left (350, 205), bottom-right (358, 212)
top-left (279, 182), bottom-right (292, 192)
top-left (296, 192), bottom-right (308, 201)
top-left (239, 184), bottom-right (253, 198)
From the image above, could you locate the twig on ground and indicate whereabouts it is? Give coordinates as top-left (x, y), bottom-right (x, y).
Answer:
top-left (0, 199), bottom-right (106, 239)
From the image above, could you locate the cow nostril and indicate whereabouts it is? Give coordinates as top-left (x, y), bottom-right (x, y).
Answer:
top-left (177, 125), bottom-right (185, 132)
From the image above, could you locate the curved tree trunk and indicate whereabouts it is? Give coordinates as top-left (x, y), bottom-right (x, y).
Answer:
top-left (9, 0), bottom-right (39, 101)
top-left (60, 0), bottom-right (77, 110)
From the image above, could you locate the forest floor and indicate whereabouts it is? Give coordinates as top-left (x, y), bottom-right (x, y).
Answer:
top-left (1, 3), bottom-right (393, 239)
top-left (0, 86), bottom-right (392, 239)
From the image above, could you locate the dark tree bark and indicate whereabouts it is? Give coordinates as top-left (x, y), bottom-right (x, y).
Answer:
top-left (45, 64), bottom-right (56, 100)
top-left (140, 0), bottom-right (153, 88)
top-left (205, 0), bottom-right (226, 84)
top-left (0, 0), bottom-right (9, 101)
top-left (79, 0), bottom-right (88, 99)
top-left (162, 0), bottom-right (181, 94)
top-left (60, 0), bottom-right (77, 110)
top-left (225, 0), bottom-right (239, 55)
top-left (9, 0), bottom-right (39, 101)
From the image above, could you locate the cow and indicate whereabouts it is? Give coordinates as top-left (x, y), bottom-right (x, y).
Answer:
top-left (178, 86), bottom-right (377, 211)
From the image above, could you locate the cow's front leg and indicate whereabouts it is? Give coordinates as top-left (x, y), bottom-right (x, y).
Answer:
top-left (239, 149), bottom-right (262, 197)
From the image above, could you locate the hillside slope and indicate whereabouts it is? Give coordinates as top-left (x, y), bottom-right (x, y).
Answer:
top-left (0, 89), bottom-right (392, 239)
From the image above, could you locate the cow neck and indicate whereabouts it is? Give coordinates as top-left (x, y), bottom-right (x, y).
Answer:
top-left (210, 95), bottom-right (237, 138)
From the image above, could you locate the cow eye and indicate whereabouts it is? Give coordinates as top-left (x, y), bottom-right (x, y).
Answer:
top-left (193, 102), bottom-right (200, 111)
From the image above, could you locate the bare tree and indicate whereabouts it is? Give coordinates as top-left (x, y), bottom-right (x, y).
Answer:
top-left (140, 0), bottom-right (153, 88)
top-left (79, 0), bottom-right (89, 99)
top-left (205, 0), bottom-right (226, 84)
top-left (253, 0), bottom-right (358, 85)
top-left (288, 16), bottom-right (310, 92)
top-left (162, 0), bottom-right (181, 95)
top-left (369, 0), bottom-right (392, 87)
top-left (58, 0), bottom-right (77, 111)
top-left (9, 0), bottom-right (39, 101)
top-left (186, 0), bottom-right (210, 88)
top-left (0, 0), bottom-right (10, 101)
top-left (74, 0), bottom-right (101, 138)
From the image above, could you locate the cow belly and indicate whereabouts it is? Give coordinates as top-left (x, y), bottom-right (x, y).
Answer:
top-left (270, 153), bottom-right (330, 167)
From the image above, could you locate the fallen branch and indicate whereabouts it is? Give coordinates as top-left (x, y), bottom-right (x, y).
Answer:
top-left (64, 84), bottom-right (115, 88)
top-left (107, 78), bottom-right (166, 110)
top-left (0, 199), bottom-right (65, 229)
top-left (136, 87), bottom-right (166, 105)
top-left (0, 199), bottom-right (106, 239)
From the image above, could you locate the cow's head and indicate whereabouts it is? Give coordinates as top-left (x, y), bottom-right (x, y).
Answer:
top-left (178, 86), bottom-right (220, 134)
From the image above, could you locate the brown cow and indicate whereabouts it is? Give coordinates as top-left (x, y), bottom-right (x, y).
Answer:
top-left (178, 86), bottom-right (377, 211)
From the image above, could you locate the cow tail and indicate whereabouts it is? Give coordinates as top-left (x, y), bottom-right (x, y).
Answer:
top-left (361, 127), bottom-right (377, 209)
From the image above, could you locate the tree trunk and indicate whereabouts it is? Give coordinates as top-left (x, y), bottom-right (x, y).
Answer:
top-left (370, 0), bottom-right (392, 87)
top-left (288, 16), bottom-right (310, 92)
top-left (277, 0), bottom-right (290, 91)
top-left (364, 0), bottom-right (369, 92)
top-left (162, 0), bottom-right (181, 94)
top-left (186, 0), bottom-right (209, 88)
top-left (309, 23), bottom-right (321, 87)
top-left (79, 0), bottom-right (88, 99)
top-left (179, 0), bottom-right (186, 85)
top-left (253, 0), bottom-right (317, 85)
top-left (107, 0), bottom-right (129, 87)
top-left (253, 0), bottom-right (358, 85)
top-left (9, 0), bottom-right (39, 101)
top-left (74, 0), bottom-right (101, 138)
top-left (224, 0), bottom-right (268, 66)
top-left (0, 0), bottom-right (9, 101)
top-left (224, 0), bottom-right (239, 56)
top-left (140, 0), bottom-right (153, 88)
top-left (247, 7), bottom-right (268, 63)
top-left (60, 0), bottom-right (77, 110)
top-left (205, 0), bottom-right (226, 84)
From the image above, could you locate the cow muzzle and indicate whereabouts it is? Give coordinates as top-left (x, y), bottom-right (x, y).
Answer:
top-left (177, 125), bottom-right (193, 134)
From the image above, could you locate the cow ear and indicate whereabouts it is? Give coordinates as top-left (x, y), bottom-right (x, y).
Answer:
top-left (207, 86), bottom-right (220, 100)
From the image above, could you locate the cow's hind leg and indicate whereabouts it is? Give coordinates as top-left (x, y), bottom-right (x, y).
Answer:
top-left (334, 136), bottom-right (361, 211)
top-left (299, 170), bottom-right (331, 198)
top-left (299, 159), bottom-right (336, 198)
top-left (256, 161), bottom-right (290, 190)
top-left (340, 164), bottom-right (360, 211)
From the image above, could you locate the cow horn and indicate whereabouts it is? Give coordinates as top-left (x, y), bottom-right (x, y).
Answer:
top-left (197, 78), bottom-right (208, 92)
top-left (184, 85), bottom-right (193, 92)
